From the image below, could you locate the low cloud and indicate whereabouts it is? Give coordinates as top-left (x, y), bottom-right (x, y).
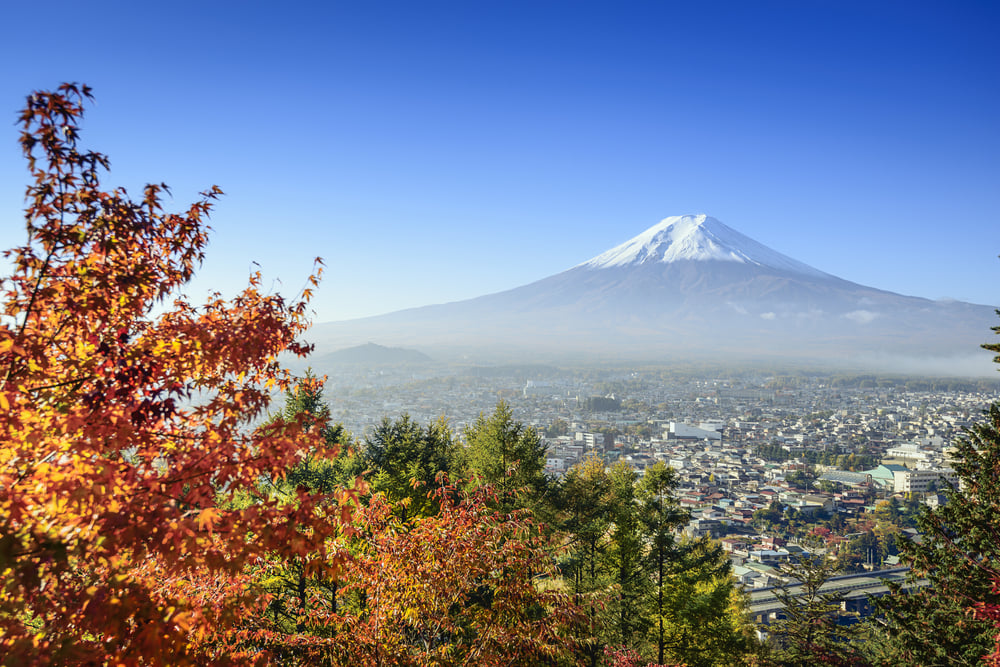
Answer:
top-left (760, 312), bottom-right (776, 320)
top-left (845, 309), bottom-right (879, 325)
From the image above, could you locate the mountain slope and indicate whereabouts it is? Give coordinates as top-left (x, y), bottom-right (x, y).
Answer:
top-left (310, 215), bottom-right (996, 372)
top-left (315, 342), bottom-right (433, 367)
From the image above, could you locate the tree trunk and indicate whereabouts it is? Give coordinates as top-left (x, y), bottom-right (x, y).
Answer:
top-left (296, 567), bottom-right (307, 632)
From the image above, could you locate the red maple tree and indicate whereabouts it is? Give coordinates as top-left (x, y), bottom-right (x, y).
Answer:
top-left (973, 576), bottom-right (1000, 667)
top-left (1, 84), bottom-right (590, 667)
top-left (0, 84), bottom-right (359, 665)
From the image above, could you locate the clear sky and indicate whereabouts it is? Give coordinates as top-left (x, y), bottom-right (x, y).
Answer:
top-left (2, 0), bottom-right (998, 322)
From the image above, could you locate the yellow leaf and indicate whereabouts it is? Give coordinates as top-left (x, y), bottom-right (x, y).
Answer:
top-left (196, 507), bottom-right (220, 534)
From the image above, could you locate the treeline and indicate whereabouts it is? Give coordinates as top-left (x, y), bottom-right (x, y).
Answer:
top-left (264, 389), bottom-right (1000, 666)
top-left (583, 395), bottom-right (622, 412)
top-left (754, 443), bottom-right (876, 471)
top-left (761, 373), bottom-right (999, 392)
top-left (276, 384), bottom-right (755, 666)
top-left (823, 375), bottom-right (997, 392)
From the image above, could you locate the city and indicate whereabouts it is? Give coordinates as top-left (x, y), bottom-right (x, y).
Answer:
top-left (319, 360), bottom-right (997, 620)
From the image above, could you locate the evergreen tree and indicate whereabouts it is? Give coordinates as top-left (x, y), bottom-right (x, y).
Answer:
top-left (559, 458), bottom-right (755, 666)
top-left (361, 414), bottom-right (461, 519)
top-left (464, 400), bottom-right (548, 512)
top-left (870, 404), bottom-right (1000, 665)
top-left (630, 461), bottom-right (753, 666)
top-left (870, 314), bottom-right (1000, 665)
top-left (257, 373), bottom-right (353, 634)
top-left (658, 538), bottom-right (754, 667)
top-left (636, 462), bottom-right (689, 665)
top-left (278, 370), bottom-right (355, 495)
top-left (768, 553), bottom-right (865, 666)
top-left (558, 456), bottom-right (613, 667)
top-left (605, 460), bottom-right (650, 650)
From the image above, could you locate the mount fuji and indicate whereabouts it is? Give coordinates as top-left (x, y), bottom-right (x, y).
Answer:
top-left (580, 214), bottom-right (830, 277)
top-left (311, 215), bottom-right (996, 373)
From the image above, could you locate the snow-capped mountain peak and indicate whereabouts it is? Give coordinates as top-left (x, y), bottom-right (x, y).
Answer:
top-left (580, 214), bottom-right (829, 279)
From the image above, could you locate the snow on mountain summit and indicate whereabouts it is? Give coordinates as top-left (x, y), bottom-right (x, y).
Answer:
top-left (580, 214), bottom-right (830, 279)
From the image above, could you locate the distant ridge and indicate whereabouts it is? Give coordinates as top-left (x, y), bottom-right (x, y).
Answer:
top-left (317, 342), bottom-right (433, 367)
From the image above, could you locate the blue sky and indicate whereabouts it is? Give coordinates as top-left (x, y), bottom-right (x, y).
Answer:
top-left (2, 1), bottom-right (998, 322)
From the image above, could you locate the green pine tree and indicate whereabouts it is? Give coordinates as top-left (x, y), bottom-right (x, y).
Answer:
top-left (257, 372), bottom-right (351, 633)
top-left (869, 404), bottom-right (1000, 665)
top-left (605, 460), bottom-right (650, 650)
top-left (635, 461), bottom-right (689, 665)
top-left (558, 455), bottom-right (613, 667)
top-left (278, 369), bottom-right (355, 495)
top-left (361, 414), bottom-right (462, 519)
top-left (464, 400), bottom-right (549, 513)
top-left (659, 537), bottom-right (754, 667)
top-left (767, 553), bottom-right (865, 666)
top-left (869, 313), bottom-right (1000, 665)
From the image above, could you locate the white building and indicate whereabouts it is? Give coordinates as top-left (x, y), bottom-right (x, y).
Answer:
top-left (892, 468), bottom-right (958, 494)
top-left (574, 432), bottom-right (605, 449)
top-left (885, 443), bottom-right (933, 464)
top-left (668, 422), bottom-right (722, 441)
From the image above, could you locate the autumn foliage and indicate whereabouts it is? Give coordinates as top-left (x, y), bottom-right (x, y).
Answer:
top-left (603, 645), bottom-right (679, 667)
top-left (974, 576), bottom-right (1000, 667)
top-left (261, 484), bottom-right (587, 665)
top-left (0, 85), bottom-right (593, 666)
top-left (0, 84), bottom-right (357, 665)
